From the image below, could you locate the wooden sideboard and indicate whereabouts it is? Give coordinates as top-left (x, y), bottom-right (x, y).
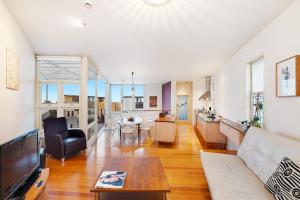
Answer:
top-left (194, 113), bottom-right (227, 150)
top-left (25, 168), bottom-right (49, 200)
top-left (154, 116), bottom-right (176, 143)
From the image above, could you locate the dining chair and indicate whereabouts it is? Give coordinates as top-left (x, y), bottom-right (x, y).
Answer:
top-left (103, 118), bottom-right (121, 140)
top-left (121, 124), bottom-right (137, 136)
top-left (140, 117), bottom-right (155, 138)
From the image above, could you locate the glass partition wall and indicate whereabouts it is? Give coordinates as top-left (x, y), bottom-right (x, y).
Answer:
top-left (97, 80), bottom-right (107, 131)
top-left (87, 65), bottom-right (97, 141)
top-left (36, 56), bottom-right (107, 146)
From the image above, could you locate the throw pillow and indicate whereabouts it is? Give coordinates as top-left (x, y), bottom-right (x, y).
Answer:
top-left (266, 157), bottom-right (300, 200)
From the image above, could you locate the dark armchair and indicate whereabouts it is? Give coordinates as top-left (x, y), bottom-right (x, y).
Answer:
top-left (43, 117), bottom-right (87, 161)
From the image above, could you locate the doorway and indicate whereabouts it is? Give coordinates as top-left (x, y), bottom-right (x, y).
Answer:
top-left (177, 95), bottom-right (189, 121)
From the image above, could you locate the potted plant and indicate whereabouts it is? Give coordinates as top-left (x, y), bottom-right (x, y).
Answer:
top-left (241, 93), bottom-right (264, 128)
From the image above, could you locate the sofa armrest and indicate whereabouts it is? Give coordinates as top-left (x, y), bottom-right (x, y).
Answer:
top-left (45, 133), bottom-right (64, 158)
top-left (68, 129), bottom-right (86, 138)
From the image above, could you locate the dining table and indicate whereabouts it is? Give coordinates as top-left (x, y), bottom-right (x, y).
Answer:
top-left (120, 117), bottom-right (143, 143)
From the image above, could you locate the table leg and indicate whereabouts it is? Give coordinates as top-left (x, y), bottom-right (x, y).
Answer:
top-left (95, 192), bottom-right (99, 200)
top-left (119, 124), bottom-right (122, 142)
top-left (137, 124), bottom-right (141, 144)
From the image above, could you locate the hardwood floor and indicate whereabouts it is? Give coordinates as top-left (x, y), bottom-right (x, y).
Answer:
top-left (45, 122), bottom-right (226, 200)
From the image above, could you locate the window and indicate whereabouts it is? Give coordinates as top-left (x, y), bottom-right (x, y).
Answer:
top-left (123, 85), bottom-right (133, 97)
top-left (38, 59), bottom-right (82, 131)
top-left (64, 109), bottom-right (79, 128)
top-left (248, 58), bottom-right (264, 127)
top-left (41, 83), bottom-right (58, 104)
top-left (134, 85), bottom-right (144, 109)
top-left (111, 84), bottom-right (145, 111)
top-left (98, 80), bottom-right (106, 98)
top-left (111, 85), bottom-right (122, 112)
top-left (123, 85), bottom-right (133, 110)
top-left (63, 84), bottom-right (80, 104)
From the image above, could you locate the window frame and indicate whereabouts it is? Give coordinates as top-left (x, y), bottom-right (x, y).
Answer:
top-left (248, 57), bottom-right (264, 127)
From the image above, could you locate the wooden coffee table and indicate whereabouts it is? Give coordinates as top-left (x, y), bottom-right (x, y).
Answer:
top-left (91, 157), bottom-right (170, 200)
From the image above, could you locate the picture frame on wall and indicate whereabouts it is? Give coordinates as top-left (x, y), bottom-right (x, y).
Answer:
top-left (149, 96), bottom-right (157, 108)
top-left (6, 48), bottom-right (20, 90)
top-left (276, 55), bottom-right (300, 97)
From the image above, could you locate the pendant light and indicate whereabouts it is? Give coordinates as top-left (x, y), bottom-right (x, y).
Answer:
top-left (131, 72), bottom-right (135, 97)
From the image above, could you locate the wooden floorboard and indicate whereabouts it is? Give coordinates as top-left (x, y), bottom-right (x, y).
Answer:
top-left (43, 122), bottom-right (226, 200)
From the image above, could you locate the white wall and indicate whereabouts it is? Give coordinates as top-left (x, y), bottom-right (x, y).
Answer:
top-left (171, 81), bottom-right (177, 115)
top-left (213, 0), bottom-right (300, 141)
top-left (0, 1), bottom-right (35, 144)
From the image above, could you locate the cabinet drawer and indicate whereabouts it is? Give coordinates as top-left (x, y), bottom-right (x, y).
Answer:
top-left (220, 122), bottom-right (243, 146)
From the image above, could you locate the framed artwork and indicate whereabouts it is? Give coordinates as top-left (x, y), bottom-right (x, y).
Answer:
top-left (6, 48), bottom-right (20, 90)
top-left (149, 96), bottom-right (157, 108)
top-left (276, 55), bottom-right (300, 97)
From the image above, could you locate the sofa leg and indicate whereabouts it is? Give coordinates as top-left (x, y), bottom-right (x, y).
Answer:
top-left (61, 158), bottom-right (65, 163)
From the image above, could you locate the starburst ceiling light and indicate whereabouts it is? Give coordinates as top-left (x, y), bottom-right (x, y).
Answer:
top-left (143, 0), bottom-right (172, 6)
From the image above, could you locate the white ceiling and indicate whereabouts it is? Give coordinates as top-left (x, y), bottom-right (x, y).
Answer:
top-left (4, 0), bottom-right (295, 84)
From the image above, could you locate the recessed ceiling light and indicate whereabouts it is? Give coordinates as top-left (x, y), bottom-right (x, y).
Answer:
top-left (72, 20), bottom-right (86, 28)
top-left (143, 0), bottom-right (172, 6)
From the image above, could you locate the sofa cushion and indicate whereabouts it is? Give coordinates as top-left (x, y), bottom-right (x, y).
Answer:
top-left (238, 127), bottom-right (300, 184)
top-left (201, 152), bottom-right (274, 200)
top-left (63, 137), bottom-right (86, 157)
top-left (266, 157), bottom-right (300, 200)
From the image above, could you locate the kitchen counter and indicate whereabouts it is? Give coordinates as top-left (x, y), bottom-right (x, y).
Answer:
top-left (154, 116), bottom-right (176, 143)
top-left (155, 116), bottom-right (176, 123)
top-left (197, 113), bottom-right (221, 123)
top-left (195, 112), bottom-right (227, 149)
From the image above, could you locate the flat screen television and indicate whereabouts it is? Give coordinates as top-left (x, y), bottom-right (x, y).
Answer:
top-left (0, 129), bottom-right (40, 200)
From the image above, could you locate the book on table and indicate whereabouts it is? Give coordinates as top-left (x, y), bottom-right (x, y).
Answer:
top-left (95, 171), bottom-right (126, 189)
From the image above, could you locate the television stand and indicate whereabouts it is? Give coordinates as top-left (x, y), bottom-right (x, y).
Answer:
top-left (24, 168), bottom-right (49, 200)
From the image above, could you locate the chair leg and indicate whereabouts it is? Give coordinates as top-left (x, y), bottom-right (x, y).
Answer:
top-left (61, 158), bottom-right (65, 163)
top-left (106, 130), bottom-right (110, 141)
top-left (106, 129), bottom-right (111, 141)
top-left (109, 130), bottom-right (113, 138)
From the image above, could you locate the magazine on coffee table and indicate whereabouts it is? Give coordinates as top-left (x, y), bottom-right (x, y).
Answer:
top-left (95, 171), bottom-right (126, 189)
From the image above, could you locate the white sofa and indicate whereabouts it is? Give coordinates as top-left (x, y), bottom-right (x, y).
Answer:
top-left (201, 127), bottom-right (300, 200)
